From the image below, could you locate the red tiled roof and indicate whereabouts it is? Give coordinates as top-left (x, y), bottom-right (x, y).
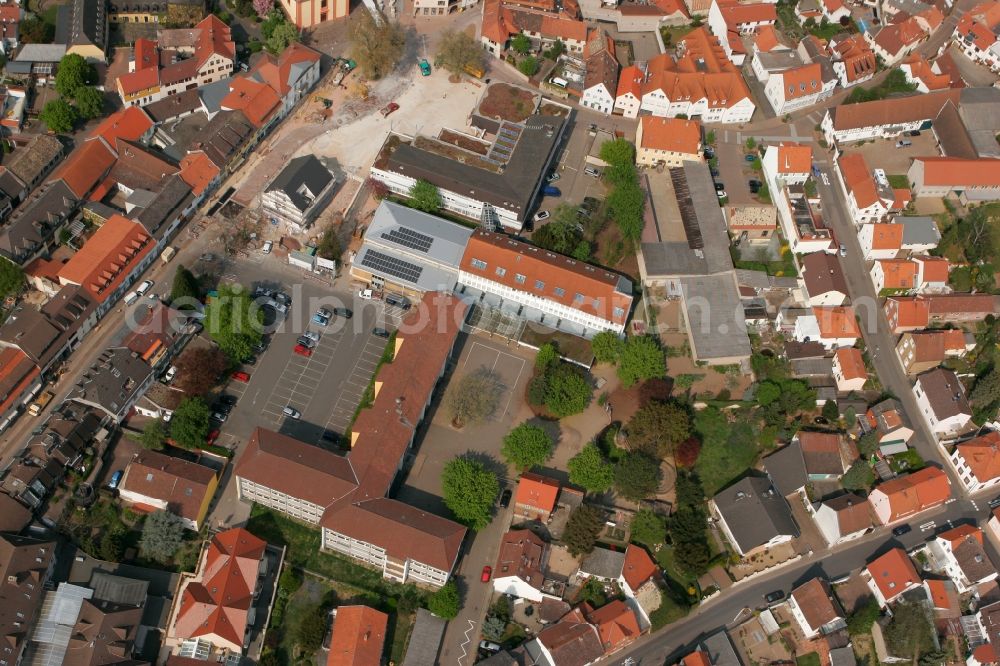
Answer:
top-left (902, 53), bottom-right (952, 91)
top-left (716, 0), bottom-right (776, 27)
top-left (120, 449), bottom-right (216, 524)
top-left (52, 140), bottom-right (117, 199)
top-left (0, 348), bottom-right (40, 416)
top-left (938, 523), bottom-right (983, 548)
top-left (791, 578), bottom-right (842, 631)
top-left (813, 306), bottom-right (860, 339)
top-left (915, 157), bottom-right (1000, 188)
top-left (91, 107), bottom-right (154, 147)
top-left (683, 652), bottom-right (713, 666)
top-left (754, 25), bottom-right (781, 52)
top-left (250, 42), bottom-right (321, 96)
top-left (622, 544), bottom-right (657, 591)
top-left (780, 63), bottom-right (824, 101)
top-left (514, 472), bottom-right (560, 516)
top-left (134, 38), bottom-right (158, 71)
top-left (586, 600), bottom-right (641, 652)
top-left (616, 65), bottom-right (644, 99)
top-left (925, 579), bottom-right (957, 611)
top-left (327, 606), bottom-right (388, 666)
top-left (639, 117), bottom-right (701, 155)
top-left (173, 528), bottom-right (266, 649)
top-left (887, 296), bottom-right (930, 329)
top-left (867, 223), bottom-right (903, 250)
top-left (461, 231), bottom-right (633, 326)
top-left (0, 4), bottom-right (20, 22)
top-left (179, 151), bottom-right (220, 196)
top-left (220, 77), bottom-right (280, 128)
top-left (956, 2), bottom-right (1000, 51)
top-left (777, 143), bottom-right (812, 173)
top-left (835, 347), bottom-right (867, 380)
top-left (877, 258), bottom-right (918, 289)
top-left (56, 214), bottom-right (155, 303)
top-left (117, 66), bottom-right (160, 96)
top-left (955, 431), bottom-right (1000, 483)
top-left (838, 153), bottom-right (879, 208)
top-left (866, 547), bottom-right (920, 601)
top-left (914, 256), bottom-right (949, 283)
top-left (872, 466), bottom-right (950, 522)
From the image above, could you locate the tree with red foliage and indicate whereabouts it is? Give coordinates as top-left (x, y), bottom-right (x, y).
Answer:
top-left (674, 437), bottom-right (701, 468)
top-left (367, 178), bottom-right (390, 201)
top-left (173, 347), bottom-right (229, 397)
top-left (638, 378), bottom-right (673, 406)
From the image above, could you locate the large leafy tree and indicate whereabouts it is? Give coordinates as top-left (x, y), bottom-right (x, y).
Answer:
top-left (435, 29), bottom-right (485, 75)
top-left (626, 400), bottom-right (691, 458)
top-left (617, 336), bottom-right (665, 387)
top-left (542, 363), bottom-right (591, 417)
top-left (501, 423), bottom-right (554, 470)
top-left (40, 99), bottom-right (77, 133)
top-left (510, 33), bottom-right (531, 54)
top-left (567, 443), bottom-right (614, 493)
top-left (563, 505), bottom-right (604, 556)
top-left (408, 180), bottom-right (442, 213)
top-left (0, 259), bottom-right (24, 299)
top-left (427, 581), bottom-right (460, 619)
top-left (316, 224), bottom-right (342, 261)
top-left (884, 602), bottom-right (936, 660)
top-left (613, 451), bottom-right (661, 501)
top-left (170, 265), bottom-right (200, 305)
top-left (591, 331), bottom-right (624, 364)
top-left (349, 10), bottom-right (406, 80)
top-left (441, 457), bottom-right (499, 530)
top-left (169, 397), bottom-right (212, 449)
top-left (630, 508), bottom-right (667, 547)
top-left (204, 283), bottom-right (263, 362)
top-left (447, 367), bottom-right (505, 427)
top-left (140, 420), bottom-right (167, 450)
top-left (74, 86), bottom-right (104, 119)
top-left (139, 510), bottom-right (184, 563)
top-left (20, 17), bottom-right (54, 43)
top-left (669, 472), bottom-right (711, 575)
top-left (173, 347), bottom-right (229, 397)
top-left (842, 459), bottom-right (875, 491)
top-left (531, 205), bottom-right (585, 256)
top-left (266, 22), bottom-right (299, 54)
top-left (55, 54), bottom-right (97, 98)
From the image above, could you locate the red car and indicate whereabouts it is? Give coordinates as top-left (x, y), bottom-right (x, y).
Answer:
top-left (206, 429), bottom-right (220, 446)
top-left (231, 370), bottom-right (251, 383)
top-left (294, 344), bottom-right (313, 357)
top-left (481, 565), bottom-right (492, 582)
top-left (380, 102), bottom-right (399, 118)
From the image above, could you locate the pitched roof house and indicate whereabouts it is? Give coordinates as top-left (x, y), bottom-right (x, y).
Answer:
top-left (952, 430), bottom-right (1000, 493)
top-left (913, 367), bottom-right (972, 438)
top-left (118, 449), bottom-right (219, 530)
top-left (711, 476), bottom-right (799, 556)
top-left (895, 329), bottom-right (974, 375)
top-left (327, 605), bottom-right (388, 666)
top-left (788, 578), bottom-right (846, 638)
top-left (864, 547), bottom-right (921, 606)
top-left (929, 524), bottom-right (997, 593)
top-left (493, 529), bottom-right (549, 602)
top-left (813, 493), bottom-right (874, 545)
top-left (0, 534), bottom-right (56, 665)
top-left (514, 472), bottom-right (561, 522)
top-left (868, 466), bottom-right (951, 525)
top-left (801, 251), bottom-right (849, 306)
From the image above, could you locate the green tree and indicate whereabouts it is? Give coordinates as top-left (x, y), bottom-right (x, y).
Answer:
top-left (858, 431), bottom-right (880, 458)
top-left (447, 367), bottom-right (505, 427)
top-left (296, 608), bottom-right (328, 651)
top-left (204, 282), bottom-right (263, 362)
top-left (55, 54), bottom-right (97, 98)
top-left (568, 444), bottom-right (614, 493)
top-left (0, 259), bottom-right (24, 298)
top-left (170, 265), bottom-right (200, 304)
top-left (511, 32), bottom-right (531, 54)
top-left (349, 10), bottom-right (406, 80)
top-left (971, 367), bottom-right (1000, 408)
top-left (481, 615), bottom-right (506, 640)
top-left (822, 400), bottom-right (840, 422)
top-left (599, 139), bottom-right (636, 171)
top-left (501, 423), bottom-right (554, 470)
top-left (847, 597), bottom-right (881, 636)
top-left (40, 99), bottom-right (77, 133)
top-left (140, 420), bottom-right (167, 450)
top-left (20, 17), bottom-right (54, 43)
top-left (316, 224), bottom-right (342, 261)
top-left (884, 602), bottom-right (936, 660)
top-left (169, 397), bottom-right (212, 449)
top-left (409, 179), bottom-right (442, 213)
top-left (626, 400), bottom-right (691, 458)
top-left (427, 580), bottom-right (461, 619)
top-left (535, 342), bottom-right (558, 370)
top-left (435, 29), bottom-right (485, 75)
top-left (74, 86), bottom-right (104, 119)
top-left (531, 205), bottom-right (584, 255)
top-left (617, 336), bottom-right (665, 387)
top-left (99, 526), bottom-right (126, 561)
top-left (139, 510), bottom-right (184, 563)
top-left (614, 451), bottom-right (661, 501)
top-left (630, 508), bottom-right (667, 547)
top-left (591, 331), bottom-right (624, 364)
top-left (670, 472), bottom-right (712, 575)
top-left (543, 39), bottom-right (565, 59)
top-left (845, 406), bottom-right (857, 428)
top-left (517, 56), bottom-right (539, 76)
top-left (842, 459), bottom-right (875, 491)
top-left (441, 457), bottom-right (499, 530)
top-left (266, 21), bottom-right (299, 54)
top-left (542, 363), bottom-right (591, 417)
top-left (563, 505), bottom-right (604, 556)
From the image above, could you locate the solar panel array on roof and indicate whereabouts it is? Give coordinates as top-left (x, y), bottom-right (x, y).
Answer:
top-left (381, 226), bottom-right (434, 253)
top-left (360, 249), bottom-right (425, 283)
top-left (669, 167), bottom-right (704, 249)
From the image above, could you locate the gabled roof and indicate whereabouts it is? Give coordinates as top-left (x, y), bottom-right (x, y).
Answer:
top-left (915, 367), bottom-right (971, 421)
top-left (638, 117), bottom-right (701, 155)
top-left (52, 139), bottom-right (117, 199)
top-left (914, 256), bottom-right (950, 283)
top-left (495, 529), bottom-right (547, 589)
top-left (866, 547), bottom-right (920, 601)
top-left (56, 214), bottom-right (156, 303)
top-left (249, 42), bottom-right (321, 96)
top-left (779, 63), bottom-right (825, 101)
top-left (91, 106), bottom-right (153, 147)
top-left (876, 258), bottom-right (918, 289)
top-left (622, 544), bottom-right (657, 591)
top-left (178, 151), bottom-right (220, 196)
top-left (827, 89), bottom-right (961, 132)
top-left (777, 142), bottom-right (812, 174)
top-left (797, 431), bottom-right (846, 475)
top-left (838, 153), bottom-right (880, 208)
top-left (265, 154), bottom-right (335, 212)
top-left (802, 251), bottom-right (848, 298)
top-left (913, 157), bottom-right (1000, 188)
top-left (835, 347), bottom-right (867, 381)
top-left (585, 600), bottom-right (641, 652)
top-left (791, 578), bottom-right (843, 631)
top-left (327, 605), bottom-right (388, 666)
top-left (871, 466), bottom-right (950, 521)
top-left (866, 223), bottom-right (903, 250)
top-left (821, 493), bottom-right (874, 535)
top-left (812, 305), bottom-right (861, 339)
top-left (955, 430), bottom-right (1000, 483)
top-left (514, 472), bottom-right (560, 515)
top-left (220, 77), bottom-right (280, 128)
top-left (120, 449), bottom-right (217, 523)
top-left (712, 476), bottom-right (798, 552)
top-left (535, 608), bottom-right (605, 666)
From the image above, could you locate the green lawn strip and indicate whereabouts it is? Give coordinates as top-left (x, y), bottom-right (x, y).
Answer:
top-left (797, 652), bottom-right (821, 666)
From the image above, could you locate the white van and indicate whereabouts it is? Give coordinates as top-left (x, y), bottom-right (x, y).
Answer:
top-left (124, 291), bottom-right (139, 305)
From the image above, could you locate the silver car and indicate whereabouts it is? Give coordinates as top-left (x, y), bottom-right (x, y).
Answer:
top-left (282, 406), bottom-right (301, 419)
top-left (302, 331), bottom-right (320, 342)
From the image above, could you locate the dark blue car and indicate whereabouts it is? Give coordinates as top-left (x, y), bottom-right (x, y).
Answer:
top-left (543, 185), bottom-right (561, 197)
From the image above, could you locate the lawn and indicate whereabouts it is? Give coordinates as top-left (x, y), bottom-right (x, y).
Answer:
top-left (797, 652), bottom-right (822, 666)
top-left (888, 448), bottom-right (925, 474)
top-left (693, 407), bottom-right (761, 495)
top-left (886, 174), bottom-right (910, 189)
top-left (730, 244), bottom-right (798, 278)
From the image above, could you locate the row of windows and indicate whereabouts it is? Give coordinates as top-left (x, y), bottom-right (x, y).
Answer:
top-left (470, 258), bottom-right (612, 307)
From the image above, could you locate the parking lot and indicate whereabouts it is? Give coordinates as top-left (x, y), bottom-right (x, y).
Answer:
top-left (842, 131), bottom-right (938, 176)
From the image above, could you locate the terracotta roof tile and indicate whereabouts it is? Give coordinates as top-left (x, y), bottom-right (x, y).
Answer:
top-left (586, 599), bottom-right (641, 652)
top-left (914, 256), bottom-right (949, 283)
top-left (915, 157), bottom-right (1000, 188)
top-left (754, 25), bottom-right (782, 52)
top-left (92, 107), bottom-right (153, 147)
top-left (872, 466), bottom-right (950, 522)
top-left (56, 214), bottom-right (155, 303)
top-left (877, 258), bottom-right (918, 289)
top-left (622, 544), bottom-right (657, 591)
top-left (514, 472), bottom-right (560, 516)
top-left (120, 449), bottom-right (216, 524)
top-left (835, 347), bottom-right (867, 380)
top-left (868, 223), bottom-right (903, 250)
top-left (955, 430), bottom-right (1000, 483)
top-left (813, 306), bottom-right (860, 339)
top-left (220, 77), bottom-right (280, 128)
top-left (779, 63), bottom-right (825, 101)
top-left (52, 140), bottom-right (117, 199)
top-left (639, 117), bottom-right (701, 155)
top-left (327, 606), bottom-right (388, 666)
top-left (866, 547), bottom-right (920, 601)
top-left (838, 153), bottom-right (879, 208)
top-left (828, 89), bottom-right (961, 132)
top-left (179, 151), bottom-right (220, 196)
top-left (777, 142), bottom-right (812, 173)
top-left (791, 578), bottom-right (843, 631)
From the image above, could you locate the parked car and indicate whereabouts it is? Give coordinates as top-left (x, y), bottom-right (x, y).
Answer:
top-left (584, 166), bottom-right (601, 178)
top-left (839, 243), bottom-right (847, 257)
top-left (533, 210), bottom-right (550, 222)
top-left (499, 488), bottom-right (512, 508)
top-left (481, 565), bottom-right (492, 582)
top-left (380, 102), bottom-right (399, 117)
top-left (313, 312), bottom-right (330, 326)
top-left (262, 240), bottom-right (273, 254)
top-left (212, 412), bottom-right (227, 423)
top-left (715, 182), bottom-right (725, 192)
top-left (418, 59), bottom-right (431, 76)
top-left (302, 331), bottom-right (320, 343)
top-left (546, 172), bottom-right (561, 182)
top-left (480, 641), bottom-right (502, 654)
top-left (282, 406), bottom-right (301, 419)
top-left (219, 394), bottom-right (238, 406)
top-left (372, 327), bottom-right (390, 338)
top-left (333, 307), bottom-right (353, 319)
top-left (385, 294), bottom-right (410, 310)
top-left (744, 154), bottom-right (757, 162)
top-left (896, 140), bottom-right (912, 148)
top-left (359, 289), bottom-right (374, 300)
top-left (124, 291), bottom-right (139, 305)
top-left (206, 429), bottom-right (220, 446)
top-left (294, 344), bottom-right (313, 357)
top-left (764, 590), bottom-right (784, 603)
top-left (254, 337), bottom-right (270, 354)
top-left (108, 470), bottom-right (124, 490)
top-left (542, 185), bottom-right (561, 197)
top-left (704, 149), bottom-right (715, 159)
top-left (164, 366), bottom-right (177, 383)
top-left (136, 279), bottom-right (154, 296)
top-left (297, 336), bottom-right (317, 349)
top-left (892, 524), bottom-right (912, 537)
top-left (907, 130), bottom-right (921, 137)
top-left (231, 371), bottom-right (251, 383)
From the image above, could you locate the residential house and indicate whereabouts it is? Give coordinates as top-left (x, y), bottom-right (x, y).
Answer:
top-left (900, 53), bottom-right (965, 92)
top-left (529, 606), bottom-right (605, 666)
top-left (68, 347), bottom-right (154, 422)
top-left (871, 258), bottom-right (918, 293)
top-left (885, 294), bottom-right (997, 333)
top-left (977, 600), bottom-right (1000, 648)
top-left (912, 256), bottom-right (950, 291)
top-left (586, 600), bottom-right (643, 654)
top-left (795, 0), bottom-right (850, 23)
top-left (635, 117), bottom-right (702, 168)
top-left (792, 306), bottom-right (861, 349)
top-left (56, 0), bottom-right (108, 62)
top-left (459, 230), bottom-right (633, 337)
top-left (710, 476), bottom-right (799, 556)
top-left (619, 544), bottom-right (659, 625)
top-left (763, 62), bottom-right (836, 115)
top-left (613, 27), bottom-right (755, 124)
top-left (493, 529), bottom-right (549, 602)
top-left (813, 493), bottom-right (874, 545)
top-left (928, 524), bottom-right (997, 593)
top-left (514, 472), bottom-right (561, 522)
top-left (582, 31), bottom-right (619, 115)
top-left (260, 155), bottom-right (337, 230)
top-left (913, 367), bottom-right (972, 438)
top-left (952, 2), bottom-right (1000, 73)
top-left (168, 528), bottom-right (267, 654)
top-left (761, 142), bottom-right (833, 253)
top-left (865, 7), bottom-right (942, 65)
top-left (480, 0), bottom-right (589, 57)
top-left (821, 89), bottom-right (961, 145)
top-left (246, 42), bottom-right (322, 118)
top-left (801, 251), bottom-right (849, 306)
top-left (118, 449), bottom-right (219, 531)
top-left (0, 3), bottom-right (21, 55)
top-left (788, 578), bottom-right (846, 638)
top-left (864, 399), bottom-right (914, 453)
top-left (835, 153), bottom-right (901, 225)
top-left (829, 34), bottom-right (878, 87)
top-left (707, 0), bottom-right (777, 66)
top-left (327, 606), bottom-right (388, 666)
top-left (579, 547), bottom-right (627, 583)
top-left (908, 157), bottom-right (1000, 203)
top-left (724, 204), bottom-right (777, 244)
top-left (833, 347), bottom-right (867, 392)
top-left (763, 431), bottom-right (851, 496)
top-left (868, 466), bottom-right (951, 525)
top-left (4, 134), bottom-right (65, 194)
top-left (863, 547), bottom-right (921, 607)
top-left (0, 534), bottom-right (56, 666)
top-left (896, 329), bottom-right (974, 375)
top-left (951, 430), bottom-right (1000, 493)
top-left (858, 223), bottom-right (902, 260)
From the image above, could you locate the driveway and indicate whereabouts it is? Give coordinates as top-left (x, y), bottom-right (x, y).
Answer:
top-left (841, 133), bottom-right (938, 176)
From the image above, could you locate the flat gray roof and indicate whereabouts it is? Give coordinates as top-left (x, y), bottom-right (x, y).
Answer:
top-left (402, 608), bottom-right (447, 666)
top-left (897, 215), bottom-right (941, 247)
top-left (680, 275), bottom-right (751, 362)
